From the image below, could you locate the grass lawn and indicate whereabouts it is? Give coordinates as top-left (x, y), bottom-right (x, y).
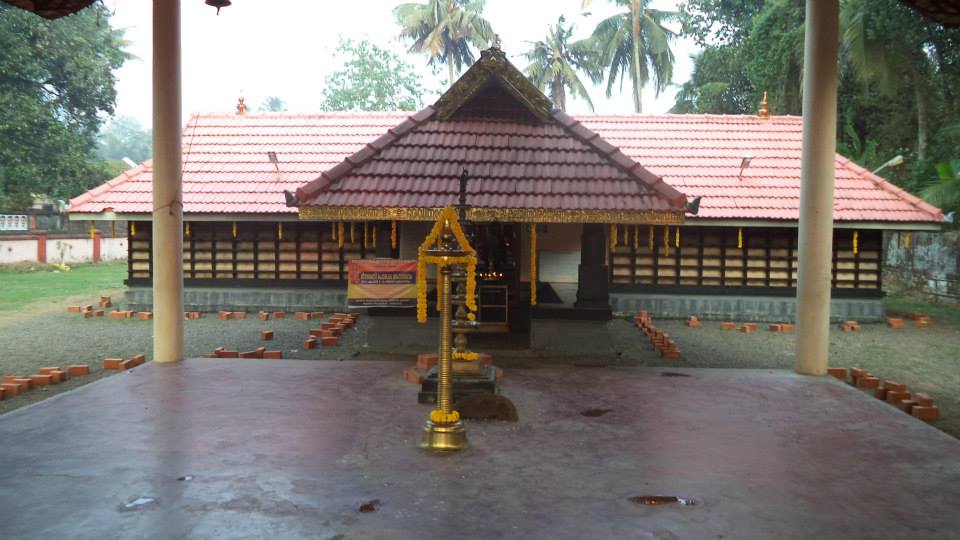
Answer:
top-left (0, 261), bottom-right (127, 314)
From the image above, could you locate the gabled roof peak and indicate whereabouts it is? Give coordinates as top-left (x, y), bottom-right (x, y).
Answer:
top-left (433, 47), bottom-right (554, 122)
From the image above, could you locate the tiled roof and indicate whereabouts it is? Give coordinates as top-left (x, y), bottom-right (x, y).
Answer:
top-left (69, 112), bottom-right (944, 225)
top-left (294, 102), bottom-right (686, 217)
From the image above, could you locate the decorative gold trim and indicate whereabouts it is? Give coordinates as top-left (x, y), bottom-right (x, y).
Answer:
top-left (299, 206), bottom-right (684, 225)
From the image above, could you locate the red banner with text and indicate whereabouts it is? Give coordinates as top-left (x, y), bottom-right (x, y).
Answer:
top-left (347, 259), bottom-right (417, 307)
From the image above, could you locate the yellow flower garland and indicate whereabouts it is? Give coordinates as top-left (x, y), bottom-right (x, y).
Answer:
top-left (737, 227), bottom-right (743, 249)
top-left (232, 222), bottom-right (237, 239)
top-left (277, 222), bottom-right (283, 240)
top-left (648, 225), bottom-right (654, 250)
top-left (663, 225), bottom-right (670, 256)
top-left (416, 207), bottom-right (477, 323)
top-left (610, 224), bottom-right (618, 249)
top-left (391, 220), bottom-right (398, 249)
top-left (453, 351), bottom-right (479, 361)
top-left (338, 222), bottom-right (345, 249)
top-left (530, 224), bottom-right (537, 306)
top-left (90, 222), bottom-right (96, 240)
top-left (130, 222), bottom-right (136, 237)
top-left (633, 225), bottom-right (639, 250)
top-left (853, 230), bottom-right (859, 254)
top-left (905, 232), bottom-right (911, 249)
top-left (363, 222), bottom-right (368, 249)
top-left (350, 222), bottom-right (355, 244)
top-left (184, 222), bottom-right (190, 238)
top-left (675, 226), bottom-right (680, 248)
top-left (372, 225), bottom-right (377, 249)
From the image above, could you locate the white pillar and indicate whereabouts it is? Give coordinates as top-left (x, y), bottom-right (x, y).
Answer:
top-left (152, 0), bottom-right (183, 363)
top-left (795, 0), bottom-right (839, 375)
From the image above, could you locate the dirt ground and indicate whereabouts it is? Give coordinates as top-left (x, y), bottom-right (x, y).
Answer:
top-left (1, 289), bottom-right (957, 440)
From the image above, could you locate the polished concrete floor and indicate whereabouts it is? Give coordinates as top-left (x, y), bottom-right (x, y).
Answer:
top-left (1, 360), bottom-right (959, 540)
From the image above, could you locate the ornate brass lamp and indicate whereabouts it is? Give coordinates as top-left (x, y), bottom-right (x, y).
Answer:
top-left (417, 208), bottom-right (476, 451)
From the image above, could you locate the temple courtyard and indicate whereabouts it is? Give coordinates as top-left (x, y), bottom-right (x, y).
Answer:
top-left (1, 360), bottom-right (959, 539)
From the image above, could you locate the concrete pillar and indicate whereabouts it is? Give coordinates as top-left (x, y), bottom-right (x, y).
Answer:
top-left (574, 223), bottom-right (609, 310)
top-left (795, 0), bottom-right (839, 375)
top-left (37, 232), bottom-right (47, 263)
top-left (152, 0), bottom-right (183, 363)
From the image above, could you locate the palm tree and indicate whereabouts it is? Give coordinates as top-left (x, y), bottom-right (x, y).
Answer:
top-left (523, 16), bottom-right (602, 112)
top-left (394, 0), bottom-right (495, 86)
top-left (580, 0), bottom-right (678, 113)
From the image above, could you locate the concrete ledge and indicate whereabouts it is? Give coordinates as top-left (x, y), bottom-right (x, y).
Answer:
top-left (610, 292), bottom-right (884, 322)
top-left (124, 286), bottom-right (347, 312)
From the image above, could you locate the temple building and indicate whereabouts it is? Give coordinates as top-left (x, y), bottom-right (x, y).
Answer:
top-left (68, 48), bottom-right (944, 325)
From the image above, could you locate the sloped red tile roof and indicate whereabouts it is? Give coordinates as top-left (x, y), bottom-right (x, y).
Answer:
top-left (69, 112), bottom-right (944, 225)
top-left (294, 105), bottom-right (686, 221)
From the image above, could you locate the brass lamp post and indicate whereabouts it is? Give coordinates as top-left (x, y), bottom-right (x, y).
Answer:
top-left (419, 219), bottom-right (469, 451)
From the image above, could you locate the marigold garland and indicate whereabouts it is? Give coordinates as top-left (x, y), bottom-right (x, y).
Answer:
top-left (350, 222), bottom-right (355, 244)
top-left (737, 227), bottom-right (743, 249)
top-left (416, 207), bottom-right (477, 323)
top-left (530, 224), bottom-right (537, 306)
top-left (90, 222), bottom-right (96, 240)
top-left (648, 225), bottom-right (654, 250)
top-left (663, 225), bottom-right (670, 256)
top-left (610, 224), bottom-right (618, 249)
top-left (853, 230), bottom-right (859, 255)
top-left (905, 232), bottom-right (911, 249)
top-left (633, 225), bottom-right (639, 250)
top-left (184, 222), bottom-right (190, 238)
top-left (675, 226), bottom-right (680, 248)
top-left (391, 220), bottom-right (398, 250)
top-left (232, 222), bottom-right (237, 239)
top-left (363, 222), bottom-right (369, 249)
top-left (337, 222), bottom-right (345, 249)
top-left (130, 222), bottom-right (136, 237)
top-left (453, 351), bottom-right (479, 361)
top-left (277, 222), bottom-right (283, 240)
top-left (372, 225), bottom-right (376, 249)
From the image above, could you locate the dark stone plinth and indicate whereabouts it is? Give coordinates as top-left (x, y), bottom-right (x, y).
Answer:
top-left (417, 364), bottom-right (499, 404)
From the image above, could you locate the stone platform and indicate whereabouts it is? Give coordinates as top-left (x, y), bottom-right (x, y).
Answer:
top-left (1, 361), bottom-right (958, 539)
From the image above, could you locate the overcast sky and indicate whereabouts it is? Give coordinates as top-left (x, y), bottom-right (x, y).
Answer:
top-left (104, 0), bottom-right (697, 127)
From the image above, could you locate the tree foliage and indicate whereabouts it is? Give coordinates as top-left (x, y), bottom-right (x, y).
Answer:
top-left (394, 0), bottom-right (494, 85)
top-left (579, 0), bottom-right (679, 113)
top-left (320, 39), bottom-right (427, 112)
top-left (524, 16), bottom-right (601, 112)
top-left (258, 96), bottom-right (287, 112)
top-left (0, 4), bottom-right (128, 210)
top-left (98, 116), bottom-right (151, 163)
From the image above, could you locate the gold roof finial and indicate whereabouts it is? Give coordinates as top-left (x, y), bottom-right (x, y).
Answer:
top-left (492, 33), bottom-right (501, 49)
top-left (758, 91), bottom-right (770, 120)
top-left (236, 96), bottom-right (247, 115)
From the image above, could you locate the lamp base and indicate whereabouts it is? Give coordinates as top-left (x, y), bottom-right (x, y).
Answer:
top-left (419, 420), bottom-right (468, 451)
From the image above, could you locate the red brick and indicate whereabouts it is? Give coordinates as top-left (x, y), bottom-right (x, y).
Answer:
top-left (258, 311), bottom-right (270, 321)
top-left (48, 370), bottom-right (66, 383)
top-left (321, 322), bottom-right (337, 330)
top-left (321, 336), bottom-right (338, 346)
top-left (118, 359), bottom-right (135, 371)
top-left (905, 311), bottom-right (924, 320)
top-left (93, 310), bottom-right (104, 317)
top-left (308, 328), bottom-right (324, 337)
top-left (883, 381), bottom-right (907, 393)
top-left (137, 311), bottom-right (153, 320)
top-left (37, 367), bottom-right (59, 374)
top-left (310, 311), bottom-right (325, 320)
top-left (103, 358), bottom-right (124, 370)
top-left (857, 376), bottom-right (880, 390)
top-left (740, 323), bottom-right (758, 333)
top-left (720, 322), bottom-right (736, 330)
top-left (66, 305), bottom-right (82, 313)
top-left (874, 387), bottom-right (888, 400)
top-left (129, 354), bottom-right (146, 366)
top-left (897, 400), bottom-right (917, 413)
top-left (1, 383), bottom-right (20, 397)
top-left (780, 323), bottom-right (794, 333)
top-left (218, 350), bottom-right (240, 358)
top-left (82, 310), bottom-right (94, 318)
top-left (81, 305), bottom-right (93, 312)
top-left (417, 353), bottom-right (438, 370)
top-left (31, 374), bottom-right (53, 386)
top-left (826, 367), bottom-right (847, 380)
top-left (912, 317), bottom-right (932, 328)
top-left (108, 310), bottom-right (128, 319)
top-left (100, 296), bottom-right (112, 304)
top-left (661, 349), bottom-right (682, 359)
top-left (840, 321), bottom-right (861, 332)
top-left (232, 312), bottom-right (247, 319)
top-left (260, 330), bottom-right (274, 341)
top-left (262, 350), bottom-right (283, 359)
top-left (768, 324), bottom-right (782, 332)
top-left (886, 318), bottom-right (905, 329)
top-left (914, 392), bottom-right (935, 407)
top-left (13, 378), bottom-right (32, 390)
top-left (202, 352), bottom-right (218, 358)
top-left (403, 367), bottom-right (425, 384)
top-left (273, 311), bottom-right (286, 319)
top-left (685, 318), bottom-right (702, 328)
top-left (218, 311), bottom-right (233, 320)
top-left (303, 338), bottom-right (317, 349)
top-left (294, 312), bottom-right (310, 320)
top-left (66, 364), bottom-right (90, 376)
top-left (911, 405), bottom-right (940, 421)
top-left (99, 300), bottom-right (112, 308)
top-left (238, 350), bottom-right (260, 359)
top-left (886, 390), bottom-right (911, 404)
top-left (321, 329), bottom-right (337, 339)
